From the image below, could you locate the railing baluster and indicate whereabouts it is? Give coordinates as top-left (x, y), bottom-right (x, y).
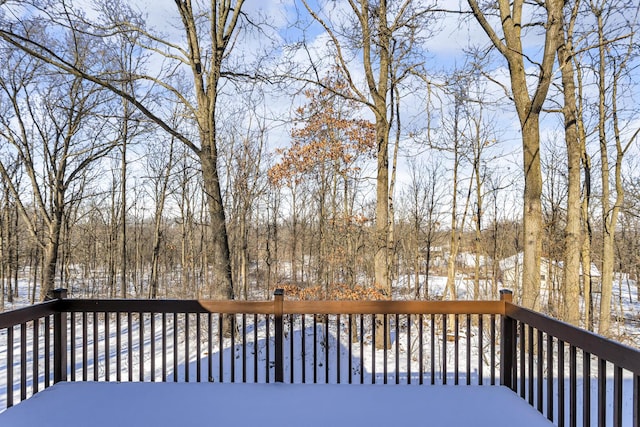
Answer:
top-left (430, 313), bottom-right (435, 385)
top-left (127, 312), bottom-right (133, 382)
top-left (419, 313), bottom-right (424, 385)
top-left (324, 316), bottom-right (329, 384)
top-left (265, 315), bottom-right (270, 383)
top-left (406, 314), bottom-right (411, 385)
top-left (442, 313), bottom-right (447, 385)
top-left (105, 312), bottom-right (111, 382)
top-left (70, 313), bottom-right (75, 382)
top-left (301, 314), bottom-right (306, 384)
top-left (348, 314), bottom-right (353, 385)
top-left (289, 314), bottom-right (294, 384)
top-left (371, 314), bottom-right (376, 384)
top-left (116, 312), bottom-right (122, 382)
top-left (395, 313), bottom-right (399, 385)
top-left (454, 314), bottom-right (459, 385)
top-left (45, 316), bottom-right (51, 388)
top-left (478, 315), bottom-right (484, 386)
top-left (253, 313), bottom-right (258, 383)
top-left (7, 325), bottom-right (13, 408)
top-left (94, 312), bottom-right (99, 382)
top-left (243, 313), bottom-right (247, 384)
top-left (383, 313), bottom-right (388, 385)
top-left (547, 334), bottom-right (554, 422)
top-left (82, 312), bottom-right (88, 382)
top-left (230, 314), bottom-right (234, 383)
top-left (583, 350), bottom-right (591, 427)
top-left (313, 315), bottom-right (317, 384)
top-left (570, 345), bottom-right (577, 427)
top-left (173, 313), bottom-right (178, 382)
top-left (520, 323), bottom-right (535, 406)
top-left (466, 314), bottom-right (471, 386)
top-left (33, 319), bottom-right (39, 394)
top-left (511, 318), bottom-right (518, 391)
top-left (633, 374), bottom-right (639, 427)
top-left (613, 366), bottom-right (622, 427)
top-left (150, 313), bottom-right (155, 382)
top-left (218, 313), bottom-right (223, 383)
top-left (207, 312), bottom-right (213, 382)
top-left (490, 314), bottom-right (496, 385)
top-left (139, 312), bottom-right (145, 382)
top-left (196, 313), bottom-right (201, 382)
top-left (528, 324), bottom-right (534, 405)
top-left (208, 313), bottom-right (213, 382)
top-left (337, 314), bottom-right (341, 384)
top-left (598, 358), bottom-right (606, 427)
top-left (359, 314), bottom-right (364, 385)
top-left (558, 339), bottom-right (565, 427)
top-left (20, 322), bottom-right (27, 402)
top-left (519, 322), bottom-right (526, 398)
top-left (185, 313), bottom-right (190, 382)
top-left (162, 313), bottom-right (167, 382)
top-left (537, 329), bottom-right (543, 413)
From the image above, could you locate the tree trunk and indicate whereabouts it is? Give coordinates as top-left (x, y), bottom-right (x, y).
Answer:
top-left (576, 52), bottom-right (594, 330)
top-left (521, 117), bottom-right (543, 312)
top-left (200, 146), bottom-right (234, 300)
top-left (556, 2), bottom-right (582, 325)
top-left (40, 210), bottom-right (63, 300)
top-left (468, 0), bottom-right (560, 311)
top-left (374, 116), bottom-right (390, 294)
top-left (120, 108), bottom-right (128, 299)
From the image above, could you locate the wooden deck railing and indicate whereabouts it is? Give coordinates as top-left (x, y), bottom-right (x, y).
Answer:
top-left (1, 289), bottom-right (639, 426)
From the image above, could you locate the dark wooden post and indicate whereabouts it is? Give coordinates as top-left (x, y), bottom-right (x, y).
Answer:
top-left (53, 288), bottom-right (68, 383)
top-left (500, 289), bottom-right (515, 391)
top-left (274, 289), bottom-right (284, 383)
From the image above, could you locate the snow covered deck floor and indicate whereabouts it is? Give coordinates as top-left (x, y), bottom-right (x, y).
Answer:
top-left (0, 382), bottom-right (552, 426)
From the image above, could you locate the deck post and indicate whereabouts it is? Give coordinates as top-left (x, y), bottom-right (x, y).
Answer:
top-left (53, 288), bottom-right (68, 383)
top-left (499, 289), bottom-right (515, 391)
top-left (274, 289), bottom-right (284, 383)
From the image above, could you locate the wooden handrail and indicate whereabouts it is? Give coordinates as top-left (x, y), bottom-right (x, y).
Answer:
top-left (56, 298), bottom-right (507, 316)
top-left (505, 302), bottom-right (640, 373)
top-left (58, 299), bottom-right (276, 315)
top-left (281, 300), bottom-right (505, 315)
top-left (0, 300), bottom-right (59, 329)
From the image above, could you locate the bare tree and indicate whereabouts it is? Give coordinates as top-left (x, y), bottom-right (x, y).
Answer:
top-left (467, 0), bottom-right (563, 311)
top-left (297, 0), bottom-right (438, 296)
top-left (146, 132), bottom-right (177, 299)
top-left (589, 0), bottom-right (640, 335)
top-left (441, 78), bottom-right (469, 302)
top-left (0, 0), bottom-right (267, 300)
top-left (221, 94), bottom-right (268, 300)
top-left (553, 0), bottom-right (584, 325)
top-left (541, 138), bottom-right (569, 312)
top-left (402, 158), bottom-right (445, 299)
top-left (269, 71), bottom-right (375, 291)
top-left (0, 39), bottom-right (117, 299)
top-left (0, 161), bottom-right (21, 307)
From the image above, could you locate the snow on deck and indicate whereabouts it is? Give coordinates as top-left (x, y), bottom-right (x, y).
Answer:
top-left (0, 382), bottom-right (552, 426)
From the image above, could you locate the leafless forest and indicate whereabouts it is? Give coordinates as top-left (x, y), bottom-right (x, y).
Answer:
top-left (0, 1), bottom-right (639, 338)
